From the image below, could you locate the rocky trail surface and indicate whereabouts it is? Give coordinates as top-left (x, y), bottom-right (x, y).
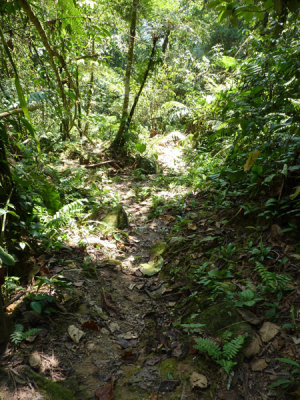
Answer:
top-left (1, 138), bottom-right (299, 400)
top-left (0, 141), bottom-right (205, 400)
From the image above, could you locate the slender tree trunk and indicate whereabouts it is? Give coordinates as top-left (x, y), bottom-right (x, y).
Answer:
top-left (0, 291), bottom-right (10, 347)
top-left (18, 0), bottom-right (76, 139)
top-left (83, 40), bottom-right (95, 137)
top-left (0, 127), bottom-right (13, 208)
top-left (127, 36), bottom-right (158, 129)
top-left (111, 0), bottom-right (139, 151)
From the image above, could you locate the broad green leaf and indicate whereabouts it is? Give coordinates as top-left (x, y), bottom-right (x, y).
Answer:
top-left (269, 378), bottom-right (292, 388)
top-left (0, 246), bottom-right (16, 266)
top-left (15, 76), bottom-right (30, 121)
top-left (30, 301), bottom-right (43, 314)
top-left (275, 358), bottom-right (300, 368)
top-left (0, 209), bottom-right (6, 216)
top-left (281, 164), bottom-right (288, 177)
top-left (290, 186), bottom-right (300, 200)
top-left (263, 174), bottom-right (276, 184)
top-left (136, 143), bottom-right (146, 153)
top-left (218, 56), bottom-right (238, 70)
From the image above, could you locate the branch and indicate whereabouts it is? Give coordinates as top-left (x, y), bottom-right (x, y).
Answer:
top-left (0, 104), bottom-right (40, 119)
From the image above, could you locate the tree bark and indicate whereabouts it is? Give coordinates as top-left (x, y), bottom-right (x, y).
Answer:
top-left (0, 104), bottom-right (40, 119)
top-left (111, 0), bottom-right (139, 151)
top-left (127, 36), bottom-right (158, 130)
top-left (18, 0), bottom-right (77, 137)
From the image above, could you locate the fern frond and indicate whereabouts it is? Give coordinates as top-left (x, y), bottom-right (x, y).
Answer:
top-left (223, 334), bottom-right (247, 360)
top-left (217, 359), bottom-right (237, 375)
top-left (10, 324), bottom-right (42, 345)
top-left (255, 262), bottom-right (290, 291)
top-left (193, 337), bottom-right (221, 360)
top-left (46, 199), bottom-right (86, 229)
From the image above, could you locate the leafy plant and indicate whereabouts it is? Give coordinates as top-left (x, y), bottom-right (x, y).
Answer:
top-left (255, 262), bottom-right (291, 294)
top-left (0, 246), bottom-right (16, 266)
top-left (194, 333), bottom-right (248, 375)
top-left (234, 288), bottom-right (262, 308)
top-left (269, 358), bottom-right (300, 389)
top-left (34, 275), bottom-right (73, 300)
top-left (10, 324), bottom-right (42, 346)
top-left (28, 294), bottom-right (57, 315)
top-left (2, 276), bottom-right (22, 300)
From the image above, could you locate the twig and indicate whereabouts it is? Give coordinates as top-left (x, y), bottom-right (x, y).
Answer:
top-left (84, 160), bottom-right (116, 169)
top-left (226, 207), bottom-right (242, 224)
top-left (180, 380), bottom-right (187, 400)
top-left (4, 291), bottom-right (25, 309)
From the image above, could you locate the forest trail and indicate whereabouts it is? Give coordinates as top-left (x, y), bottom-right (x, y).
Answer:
top-left (2, 137), bottom-right (298, 400)
top-left (1, 140), bottom-right (202, 400)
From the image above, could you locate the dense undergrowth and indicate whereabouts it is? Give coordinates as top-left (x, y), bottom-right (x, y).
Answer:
top-left (0, 0), bottom-right (299, 397)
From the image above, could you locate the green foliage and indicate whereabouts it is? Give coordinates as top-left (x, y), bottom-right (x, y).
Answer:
top-left (2, 276), bottom-right (22, 299)
top-left (194, 333), bottom-right (248, 374)
top-left (10, 324), bottom-right (42, 346)
top-left (255, 262), bottom-right (291, 293)
top-left (269, 358), bottom-right (300, 389)
top-left (0, 246), bottom-right (16, 266)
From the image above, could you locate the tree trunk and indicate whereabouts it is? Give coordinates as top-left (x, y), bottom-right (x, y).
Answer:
top-left (0, 291), bottom-right (10, 348)
top-left (111, 0), bottom-right (139, 151)
top-left (0, 125), bottom-right (14, 208)
top-left (127, 36), bottom-right (158, 130)
top-left (18, 0), bottom-right (75, 139)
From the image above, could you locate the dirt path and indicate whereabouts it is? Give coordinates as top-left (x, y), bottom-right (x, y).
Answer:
top-left (0, 142), bottom-right (203, 400)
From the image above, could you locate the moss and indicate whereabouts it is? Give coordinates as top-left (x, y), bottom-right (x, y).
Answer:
top-left (29, 371), bottom-right (76, 400)
top-left (158, 358), bottom-right (178, 379)
top-left (198, 301), bottom-right (254, 338)
top-left (101, 204), bottom-right (129, 231)
top-left (114, 365), bottom-right (148, 400)
top-left (149, 241), bottom-right (167, 259)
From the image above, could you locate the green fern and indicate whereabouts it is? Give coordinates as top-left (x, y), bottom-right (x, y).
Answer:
top-left (255, 262), bottom-right (290, 292)
top-left (193, 334), bottom-right (247, 374)
top-left (194, 337), bottom-right (222, 360)
top-left (223, 334), bottom-right (247, 360)
top-left (46, 199), bottom-right (86, 229)
top-left (10, 324), bottom-right (42, 346)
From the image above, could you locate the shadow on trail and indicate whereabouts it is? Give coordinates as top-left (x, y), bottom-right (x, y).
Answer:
top-left (0, 151), bottom-right (202, 399)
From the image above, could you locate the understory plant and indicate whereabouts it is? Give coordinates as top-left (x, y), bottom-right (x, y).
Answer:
top-left (193, 333), bottom-right (248, 375)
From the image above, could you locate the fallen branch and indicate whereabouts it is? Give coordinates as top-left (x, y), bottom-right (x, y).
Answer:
top-left (84, 160), bottom-right (116, 169)
top-left (0, 104), bottom-right (40, 119)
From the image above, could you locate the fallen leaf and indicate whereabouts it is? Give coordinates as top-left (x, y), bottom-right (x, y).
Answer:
top-left (68, 325), bottom-right (85, 344)
top-left (81, 320), bottom-right (99, 331)
top-left (244, 150), bottom-right (260, 171)
top-left (187, 223), bottom-right (197, 231)
top-left (190, 372), bottom-right (208, 389)
top-left (150, 394), bottom-right (158, 400)
top-left (140, 257), bottom-right (164, 276)
top-left (74, 281), bottom-right (84, 287)
top-left (39, 266), bottom-right (50, 275)
top-left (95, 378), bottom-right (114, 400)
top-left (121, 349), bottom-right (139, 362)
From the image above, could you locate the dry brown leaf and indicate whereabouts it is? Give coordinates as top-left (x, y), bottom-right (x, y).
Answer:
top-left (187, 223), bottom-right (197, 230)
top-left (82, 320), bottom-right (99, 331)
top-left (244, 150), bottom-right (260, 171)
top-left (95, 378), bottom-right (114, 400)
